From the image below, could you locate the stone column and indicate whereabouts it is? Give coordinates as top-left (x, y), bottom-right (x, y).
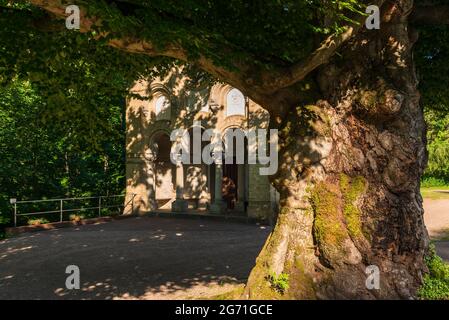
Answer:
top-left (234, 164), bottom-right (245, 212)
top-left (210, 154), bottom-right (225, 214)
top-left (172, 157), bottom-right (187, 212)
top-left (197, 164), bottom-right (209, 210)
top-left (145, 148), bottom-right (158, 211)
top-left (145, 158), bottom-right (158, 212)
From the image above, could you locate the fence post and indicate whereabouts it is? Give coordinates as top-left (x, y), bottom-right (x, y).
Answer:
top-left (60, 199), bottom-right (63, 222)
top-left (14, 202), bottom-right (17, 227)
top-left (98, 196), bottom-right (102, 217)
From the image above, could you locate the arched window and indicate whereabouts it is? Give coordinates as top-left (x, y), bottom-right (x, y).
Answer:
top-left (226, 88), bottom-right (245, 117)
top-left (155, 94), bottom-right (171, 120)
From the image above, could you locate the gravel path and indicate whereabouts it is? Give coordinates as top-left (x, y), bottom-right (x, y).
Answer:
top-left (423, 198), bottom-right (449, 261)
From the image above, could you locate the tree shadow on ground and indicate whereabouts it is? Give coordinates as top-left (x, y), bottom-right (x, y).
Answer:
top-left (0, 216), bottom-right (271, 299)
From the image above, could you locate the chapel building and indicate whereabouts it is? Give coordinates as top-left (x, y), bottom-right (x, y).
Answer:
top-left (124, 69), bottom-right (279, 221)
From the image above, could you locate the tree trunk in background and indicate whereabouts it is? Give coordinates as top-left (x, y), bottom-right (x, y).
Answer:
top-left (244, 0), bottom-right (429, 299)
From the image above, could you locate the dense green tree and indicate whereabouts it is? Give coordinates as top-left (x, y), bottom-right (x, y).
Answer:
top-left (0, 79), bottom-right (127, 229)
top-left (1, 0), bottom-right (449, 299)
top-left (423, 109), bottom-right (449, 185)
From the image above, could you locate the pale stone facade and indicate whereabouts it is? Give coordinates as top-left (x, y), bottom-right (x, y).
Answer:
top-left (124, 69), bottom-right (278, 220)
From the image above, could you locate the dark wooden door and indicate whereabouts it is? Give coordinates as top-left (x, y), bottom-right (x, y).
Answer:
top-left (223, 162), bottom-right (238, 209)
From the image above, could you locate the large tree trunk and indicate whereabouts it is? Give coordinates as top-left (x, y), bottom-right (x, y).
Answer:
top-left (244, 0), bottom-right (429, 299)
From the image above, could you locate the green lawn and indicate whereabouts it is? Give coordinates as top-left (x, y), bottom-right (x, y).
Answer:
top-left (421, 186), bottom-right (449, 200)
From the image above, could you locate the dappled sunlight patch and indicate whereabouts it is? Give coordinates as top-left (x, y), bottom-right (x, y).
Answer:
top-left (54, 279), bottom-right (118, 299)
top-left (151, 234), bottom-right (167, 240)
top-left (6, 246), bottom-right (33, 253)
top-left (52, 274), bottom-right (244, 300)
top-left (0, 245), bottom-right (34, 261)
top-left (114, 275), bottom-right (243, 300)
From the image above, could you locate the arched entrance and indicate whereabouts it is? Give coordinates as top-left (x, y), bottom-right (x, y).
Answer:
top-left (151, 131), bottom-right (175, 209)
top-left (222, 127), bottom-right (248, 213)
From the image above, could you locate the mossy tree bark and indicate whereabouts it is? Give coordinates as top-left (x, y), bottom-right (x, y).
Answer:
top-left (244, 0), bottom-right (429, 299)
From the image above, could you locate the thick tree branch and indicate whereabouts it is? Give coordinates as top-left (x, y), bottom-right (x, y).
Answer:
top-left (25, 0), bottom-right (384, 112)
top-left (410, 5), bottom-right (449, 25)
top-left (261, 25), bottom-right (359, 91)
top-left (28, 0), bottom-right (186, 57)
top-left (260, 0), bottom-right (386, 91)
top-left (27, 0), bottom-right (277, 105)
